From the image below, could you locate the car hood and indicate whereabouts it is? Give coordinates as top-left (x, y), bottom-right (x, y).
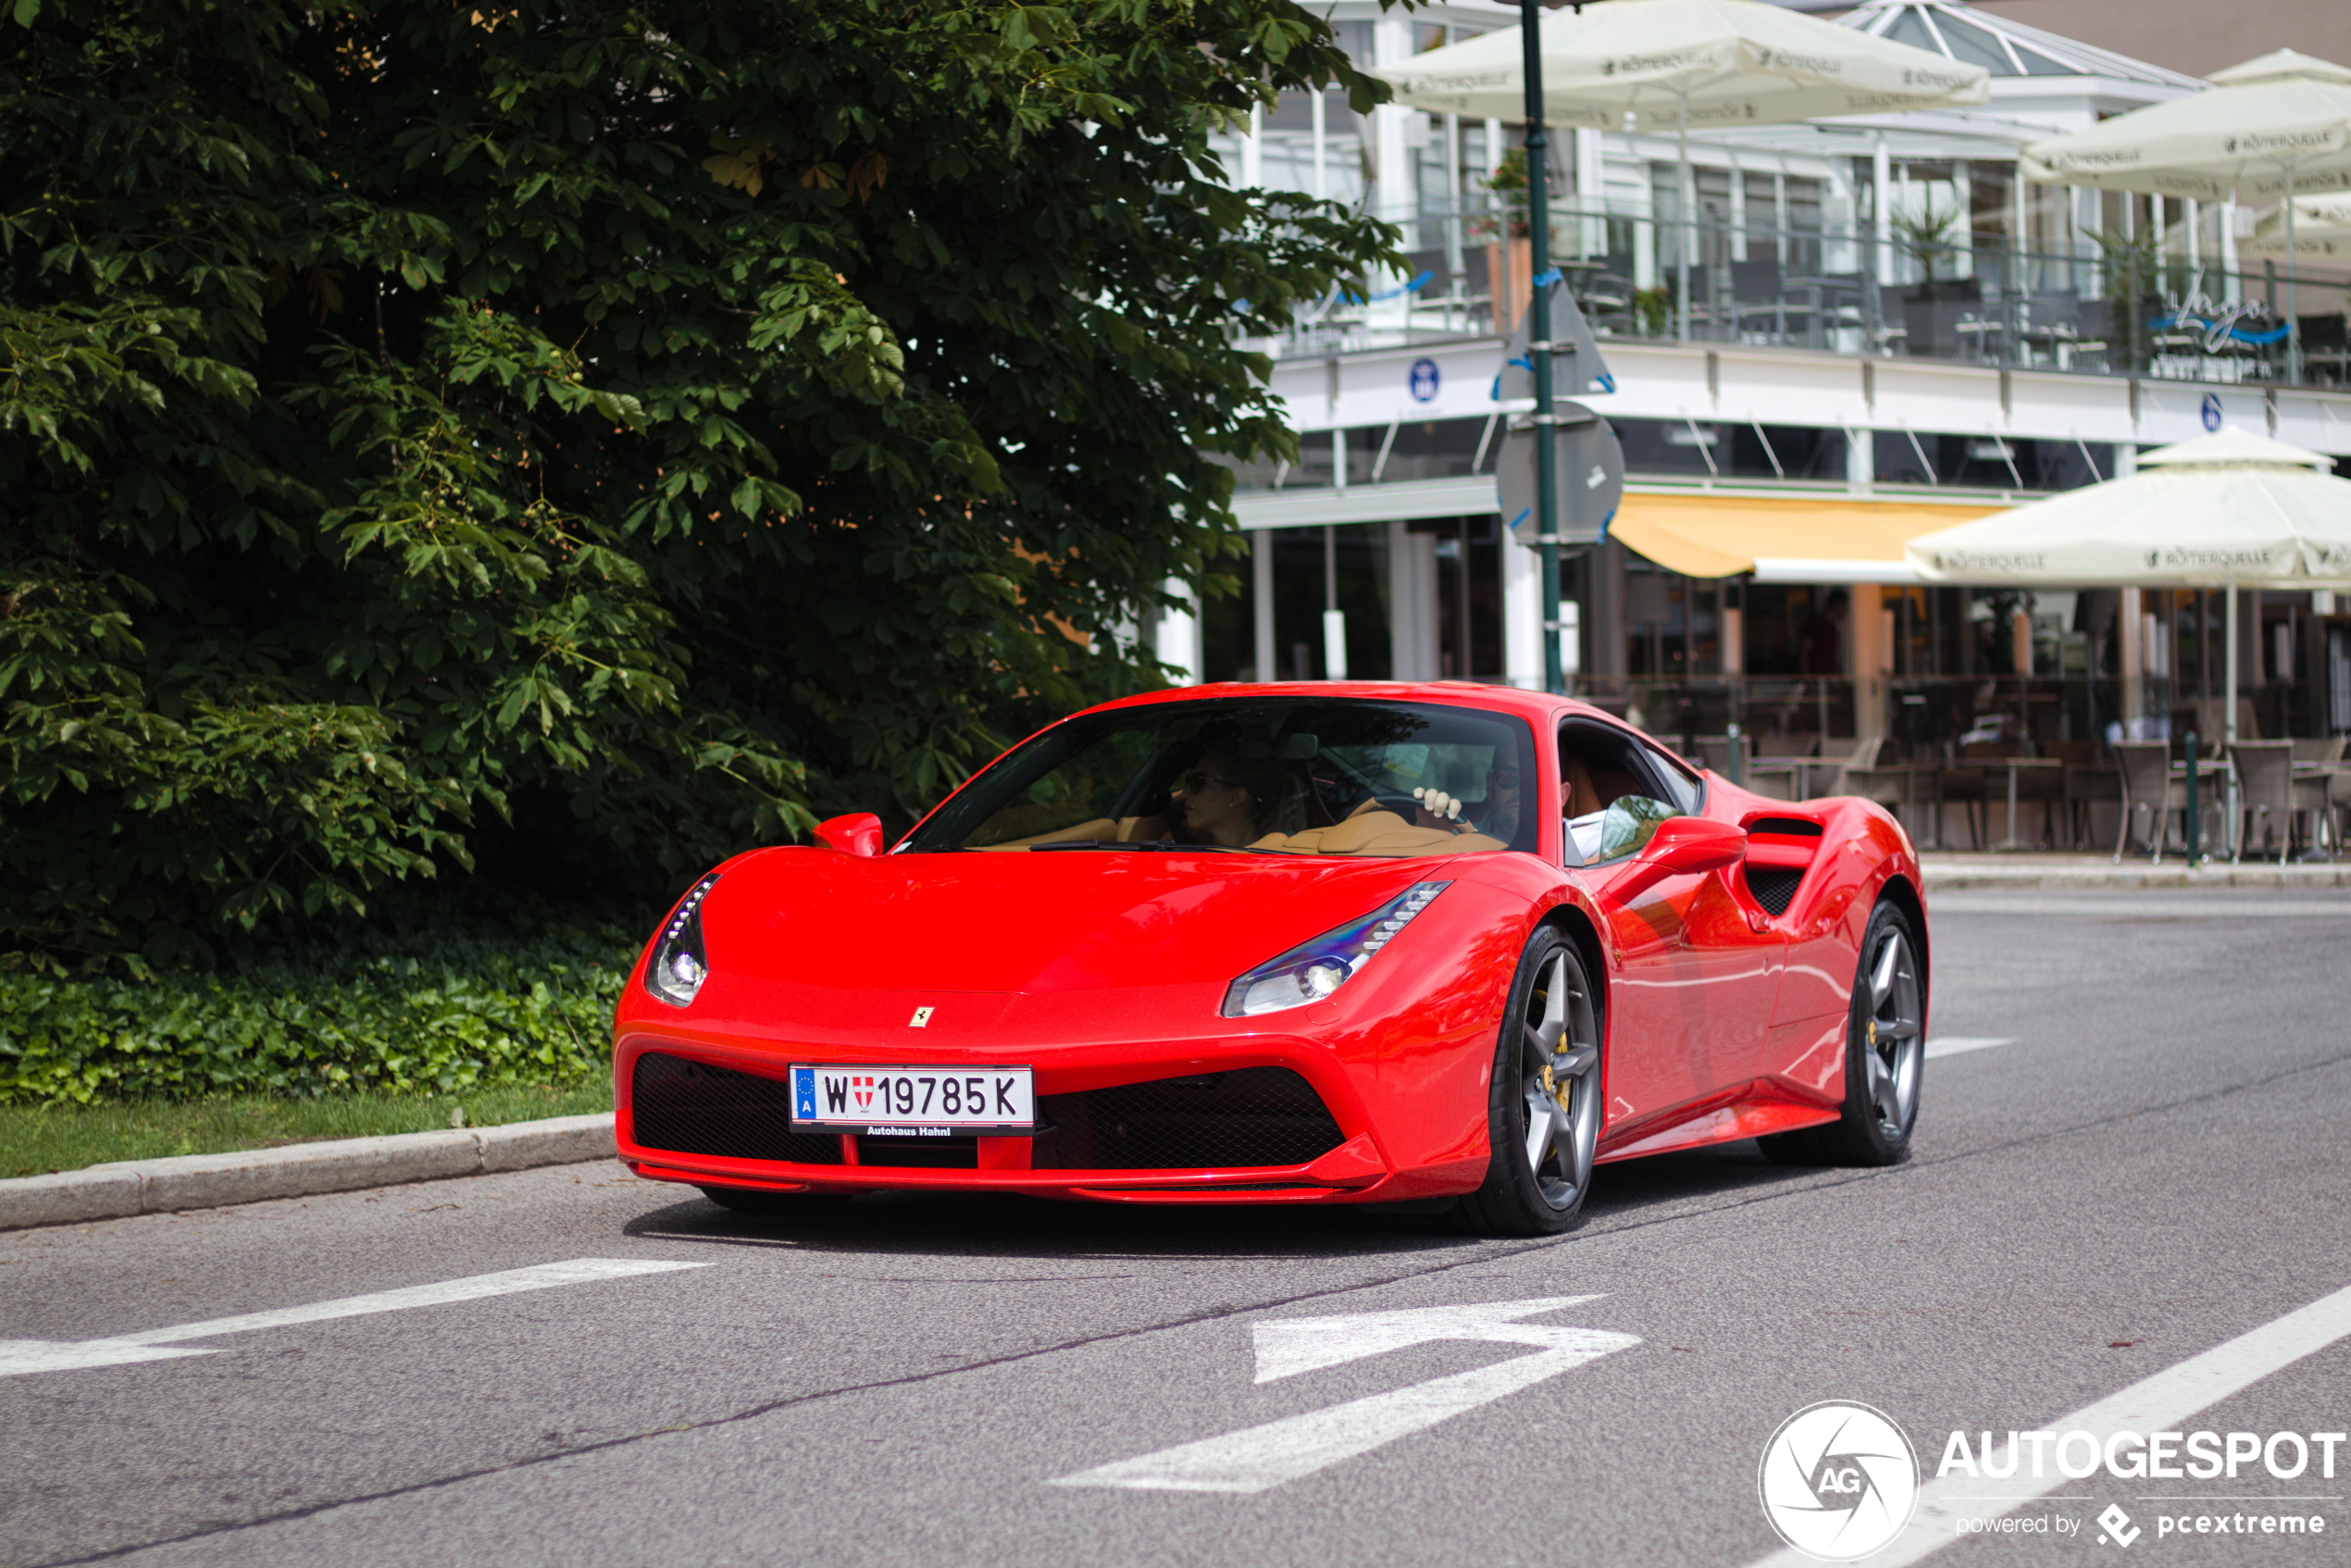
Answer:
top-left (697, 846), bottom-right (1455, 994)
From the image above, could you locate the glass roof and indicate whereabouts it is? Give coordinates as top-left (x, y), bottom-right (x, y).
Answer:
top-left (1842, 1), bottom-right (2204, 88)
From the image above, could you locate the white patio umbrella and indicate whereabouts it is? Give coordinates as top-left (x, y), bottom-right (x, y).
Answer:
top-left (2241, 193), bottom-right (2351, 262)
top-left (1904, 426), bottom-right (2351, 758)
top-left (2021, 50), bottom-right (2351, 380)
top-left (1378, 0), bottom-right (1988, 341)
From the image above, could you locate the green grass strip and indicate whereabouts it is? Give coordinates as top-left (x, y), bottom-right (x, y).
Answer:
top-left (3, 1080), bottom-right (615, 1178)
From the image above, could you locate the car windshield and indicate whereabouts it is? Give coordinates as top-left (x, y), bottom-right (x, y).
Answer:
top-left (905, 697), bottom-right (1541, 857)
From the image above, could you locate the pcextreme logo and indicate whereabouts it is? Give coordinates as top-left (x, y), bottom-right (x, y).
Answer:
top-left (1758, 1401), bottom-right (1921, 1561)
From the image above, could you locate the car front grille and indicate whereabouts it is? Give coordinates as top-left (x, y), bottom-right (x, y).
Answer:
top-left (629, 1052), bottom-right (843, 1164)
top-left (1039, 1067), bottom-right (1345, 1171)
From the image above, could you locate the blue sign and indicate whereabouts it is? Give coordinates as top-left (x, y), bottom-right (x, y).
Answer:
top-left (1408, 357), bottom-right (1441, 403)
top-left (2201, 392), bottom-right (2223, 431)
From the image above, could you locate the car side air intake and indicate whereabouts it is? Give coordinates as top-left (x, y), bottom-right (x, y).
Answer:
top-left (630, 1052), bottom-right (845, 1164)
top-left (1038, 1067), bottom-right (1345, 1170)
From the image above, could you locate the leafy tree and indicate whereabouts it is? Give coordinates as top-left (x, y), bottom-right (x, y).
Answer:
top-left (1, 0), bottom-right (1397, 961)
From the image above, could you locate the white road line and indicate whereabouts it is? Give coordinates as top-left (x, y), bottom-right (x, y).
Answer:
top-left (1930, 895), bottom-right (2351, 920)
top-left (0, 1258), bottom-right (706, 1378)
top-left (1741, 1278), bottom-right (2351, 1568)
top-left (1053, 1299), bottom-right (1639, 1494)
top-left (1922, 1037), bottom-right (2013, 1060)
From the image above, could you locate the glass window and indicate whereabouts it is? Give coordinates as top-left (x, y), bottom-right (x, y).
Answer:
top-left (1375, 417), bottom-right (1494, 482)
top-left (1640, 740), bottom-right (1706, 816)
top-left (1882, 10), bottom-right (1943, 56)
top-left (1929, 14), bottom-right (2019, 75)
top-left (1616, 417), bottom-right (1723, 478)
top-left (909, 698), bottom-right (1541, 858)
top-left (1558, 719), bottom-right (1698, 865)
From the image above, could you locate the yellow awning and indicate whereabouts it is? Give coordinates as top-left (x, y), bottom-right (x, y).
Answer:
top-left (1611, 492), bottom-right (2001, 582)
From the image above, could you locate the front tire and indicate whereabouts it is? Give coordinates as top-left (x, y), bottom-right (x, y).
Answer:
top-left (1760, 899), bottom-right (1924, 1166)
top-left (1456, 927), bottom-right (1604, 1238)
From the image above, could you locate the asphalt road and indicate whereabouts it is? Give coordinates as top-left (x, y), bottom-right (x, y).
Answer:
top-left (6, 890), bottom-right (2350, 1568)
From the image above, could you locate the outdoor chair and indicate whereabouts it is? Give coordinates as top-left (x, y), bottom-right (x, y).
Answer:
top-left (1933, 751), bottom-right (1985, 851)
top-left (2330, 759), bottom-right (2351, 858)
top-left (2046, 740), bottom-right (2106, 850)
top-left (1745, 734), bottom-right (1822, 801)
top-left (1943, 739), bottom-right (2028, 851)
top-left (1829, 737), bottom-right (1940, 845)
top-left (1744, 758), bottom-right (1799, 801)
top-left (2111, 740), bottom-right (2183, 863)
top-left (2012, 749), bottom-right (2069, 848)
top-left (1730, 258), bottom-right (1792, 341)
top-left (2296, 768), bottom-right (2341, 859)
top-left (2230, 740), bottom-right (2297, 865)
top-left (1791, 271), bottom-right (1867, 351)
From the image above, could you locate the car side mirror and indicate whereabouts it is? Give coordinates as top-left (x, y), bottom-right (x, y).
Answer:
top-left (814, 813), bottom-right (885, 856)
top-left (1607, 815), bottom-right (1746, 899)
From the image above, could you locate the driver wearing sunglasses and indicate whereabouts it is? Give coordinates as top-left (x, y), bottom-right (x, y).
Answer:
top-left (1169, 753), bottom-right (1269, 847)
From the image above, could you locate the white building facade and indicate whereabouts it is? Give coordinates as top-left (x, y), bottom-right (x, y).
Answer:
top-left (1163, 0), bottom-right (2351, 756)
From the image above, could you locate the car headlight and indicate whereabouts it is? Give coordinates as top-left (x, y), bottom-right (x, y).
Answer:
top-left (1222, 881), bottom-right (1450, 1018)
top-left (643, 873), bottom-right (720, 1007)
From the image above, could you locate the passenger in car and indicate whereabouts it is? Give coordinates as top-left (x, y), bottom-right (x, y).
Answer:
top-left (1562, 749), bottom-right (1642, 817)
top-left (1164, 748), bottom-right (1309, 847)
top-left (1561, 740), bottom-right (1646, 865)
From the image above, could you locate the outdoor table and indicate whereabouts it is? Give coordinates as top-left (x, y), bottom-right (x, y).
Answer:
top-left (1747, 754), bottom-right (1826, 800)
top-left (1952, 758), bottom-right (2063, 852)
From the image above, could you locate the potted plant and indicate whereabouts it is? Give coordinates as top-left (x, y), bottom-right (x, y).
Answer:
top-left (2078, 224), bottom-right (2165, 374)
top-left (1478, 148), bottom-right (1534, 331)
top-left (1633, 285), bottom-right (1672, 339)
top-left (1892, 197), bottom-right (1979, 355)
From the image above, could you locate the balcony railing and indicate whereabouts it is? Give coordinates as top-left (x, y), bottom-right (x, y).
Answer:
top-left (1568, 673), bottom-right (2336, 754)
top-left (1250, 203), bottom-right (2351, 392)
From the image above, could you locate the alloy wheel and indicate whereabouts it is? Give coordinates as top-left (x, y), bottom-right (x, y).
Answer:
top-left (1519, 949), bottom-right (1602, 1209)
top-left (1861, 927), bottom-right (1923, 1138)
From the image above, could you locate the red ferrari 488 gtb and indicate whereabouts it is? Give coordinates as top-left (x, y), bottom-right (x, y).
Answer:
top-left (613, 683), bottom-right (1928, 1236)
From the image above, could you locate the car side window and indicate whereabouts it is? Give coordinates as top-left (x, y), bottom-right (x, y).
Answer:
top-left (1637, 740), bottom-right (1706, 816)
top-left (1559, 720), bottom-right (1689, 866)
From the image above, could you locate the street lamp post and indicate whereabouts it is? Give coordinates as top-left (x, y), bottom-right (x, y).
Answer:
top-left (1520, 0), bottom-right (1565, 695)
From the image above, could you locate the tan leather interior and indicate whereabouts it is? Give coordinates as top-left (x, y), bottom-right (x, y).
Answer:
top-left (1247, 811), bottom-right (1506, 857)
top-left (1561, 749), bottom-right (1642, 818)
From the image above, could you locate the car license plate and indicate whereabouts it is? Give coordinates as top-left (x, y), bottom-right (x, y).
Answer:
top-left (788, 1064), bottom-right (1035, 1133)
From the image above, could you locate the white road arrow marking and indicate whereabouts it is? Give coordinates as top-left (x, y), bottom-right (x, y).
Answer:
top-left (1053, 1297), bottom-right (1640, 1494)
top-left (1922, 1037), bottom-right (2013, 1060)
top-left (1249, 1294), bottom-right (1609, 1383)
top-left (0, 1258), bottom-right (707, 1378)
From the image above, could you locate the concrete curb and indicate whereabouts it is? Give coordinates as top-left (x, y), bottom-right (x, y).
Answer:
top-left (1922, 861), bottom-right (2351, 891)
top-left (6, 858), bottom-right (2342, 1230)
top-left (1, 1113), bottom-right (616, 1232)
